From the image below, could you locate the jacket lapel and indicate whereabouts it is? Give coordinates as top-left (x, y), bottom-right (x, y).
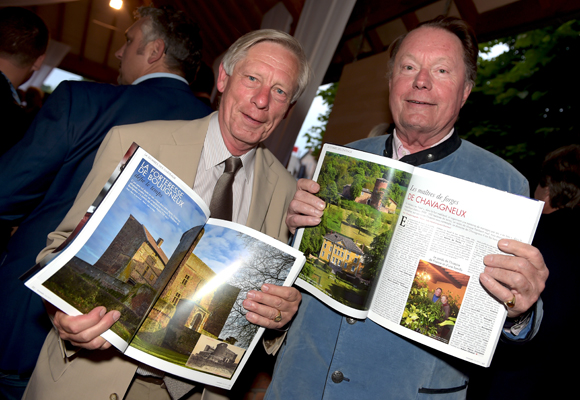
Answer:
top-left (247, 145), bottom-right (278, 232)
top-left (157, 114), bottom-right (213, 188)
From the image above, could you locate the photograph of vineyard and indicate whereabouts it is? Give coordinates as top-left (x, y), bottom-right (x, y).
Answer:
top-left (298, 152), bottom-right (412, 310)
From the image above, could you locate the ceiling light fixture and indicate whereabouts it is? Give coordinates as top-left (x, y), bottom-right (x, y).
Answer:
top-left (109, 0), bottom-right (123, 10)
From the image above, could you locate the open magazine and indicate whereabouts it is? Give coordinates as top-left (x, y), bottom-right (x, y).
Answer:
top-left (24, 145), bottom-right (305, 390)
top-left (293, 143), bottom-right (543, 367)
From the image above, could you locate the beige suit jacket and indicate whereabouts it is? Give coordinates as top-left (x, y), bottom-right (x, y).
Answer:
top-left (23, 113), bottom-right (296, 400)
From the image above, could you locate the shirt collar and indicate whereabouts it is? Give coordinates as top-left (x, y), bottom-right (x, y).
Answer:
top-left (392, 128), bottom-right (455, 161)
top-left (384, 128), bottom-right (461, 167)
top-left (204, 113), bottom-right (256, 181)
top-left (132, 72), bottom-right (188, 86)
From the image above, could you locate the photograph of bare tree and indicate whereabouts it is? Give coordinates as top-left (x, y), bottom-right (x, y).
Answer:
top-left (131, 222), bottom-right (297, 379)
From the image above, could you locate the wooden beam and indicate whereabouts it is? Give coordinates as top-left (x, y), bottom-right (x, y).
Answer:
top-left (366, 29), bottom-right (385, 54)
top-left (56, 2), bottom-right (66, 42)
top-left (342, 0), bottom-right (437, 40)
top-left (401, 12), bottom-right (420, 32)
top-left (453, 0), bottom-right (479, 31)
top-left (102, 15), bottom-right (118, 67)
top-left (79, 0), bottom-right (93, 61)
top-left (475, 0), bottom-right (580, 42)
top-left (226, 0), bottom-right (255, 36)
top-left (280, 0), bottom-right (304, 23)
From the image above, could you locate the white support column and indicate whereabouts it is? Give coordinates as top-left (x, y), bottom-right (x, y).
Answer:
top-left (263, 0), bottom-right (357, 166)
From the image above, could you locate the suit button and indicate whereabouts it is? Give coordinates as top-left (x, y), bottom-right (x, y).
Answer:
top-left (110, 394), bottom-right (118, 400)
top-left (426, 153), bottom-right (434, 161)
top-left (346, 317), bottom-right (356, 325)
top-left (331, 370), bottom-right (344, 383)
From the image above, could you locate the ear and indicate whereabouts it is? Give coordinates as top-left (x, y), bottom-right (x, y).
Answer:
top-left (460, 82), bottom-right (472, 107)
top-left (147, 38), bottom-right (165, 64)
top-left (216, 63), bottom-right (229, 94)
top-left (32, 54), bottom-right (46, 71)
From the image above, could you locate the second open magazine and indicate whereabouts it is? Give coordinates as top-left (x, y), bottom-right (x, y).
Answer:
top-left (24, 146), bottom-right (305, 390)
top-left (293, 143), bottom-right (542, 367)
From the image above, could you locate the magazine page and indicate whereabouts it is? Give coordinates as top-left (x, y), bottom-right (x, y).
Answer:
top-left (293, 144), bottom-right (414, 319)
top-left (124, 218), bottom-right (305, 390)
top-left (366, 168), bottom-right (543, 367)
top-left (25, 147), bottom-right (210, 351)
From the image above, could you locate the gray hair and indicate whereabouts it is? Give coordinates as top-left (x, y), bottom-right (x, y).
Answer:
top-left (136, 5), bottom-right (202, 83)
top-left (221, 29), bottom-right (312, 104)
top-left (387, 16), bottom-right (478, 88)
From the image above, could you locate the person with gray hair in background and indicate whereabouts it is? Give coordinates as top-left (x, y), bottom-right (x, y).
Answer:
top-left (0, 5), bottom-right (211, 399)
top-left (22, 28), bottom-right (311, 400)
top-left (0, 6), bottom-right (48, 156)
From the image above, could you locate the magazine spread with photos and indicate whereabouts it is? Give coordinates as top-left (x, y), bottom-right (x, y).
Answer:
top-left (24, 146), bottom-right (305, 390)
top-left (293, 143), bottom-right (543, 367)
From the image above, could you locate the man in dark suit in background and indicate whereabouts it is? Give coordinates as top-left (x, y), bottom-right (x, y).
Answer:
top-left (0, 5), bottom-right (211, 398)
top-left (0, 7), bottom-right (49, 156)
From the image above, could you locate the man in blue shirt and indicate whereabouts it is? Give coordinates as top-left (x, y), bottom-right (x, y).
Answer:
top-left (267, 16), bottom-right (548, 399)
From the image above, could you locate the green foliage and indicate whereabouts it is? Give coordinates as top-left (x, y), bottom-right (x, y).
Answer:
top-left (400, 276), bottom-right (460, 337)
top-left (320, 180), bottom-right (339, 205)
top-left (304, 82), bottom-right (339, 158)
top-left (350, 174), bottom-right (364, 199)
top-left (361, 229), bottom-right (393, 280)
top-left (346, 212), bottom-right (357, 225)
top-left (400, 278), bottom-right (444, 337)
top-left (299, 212), bottom-right (328, 257)
top-left (457, 19), bottom-right (579, 184)
top-left (387, 183), bottom-right (403, 206)
top-left (302, 261), bottom-right (314, 277)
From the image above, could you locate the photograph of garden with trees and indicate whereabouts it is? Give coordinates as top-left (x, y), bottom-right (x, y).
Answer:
top-left (298, 151), bottom-right (412, 310)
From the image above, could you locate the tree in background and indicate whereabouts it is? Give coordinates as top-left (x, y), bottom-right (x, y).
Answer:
top-left (457, 19), bottom-right (579, 187)
top-left (304, 82), bottom-right (338, 158)
top-left (361, 229), bottom-right (392, 281)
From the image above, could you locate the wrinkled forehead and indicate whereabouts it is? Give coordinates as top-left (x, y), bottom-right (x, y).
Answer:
top-left (398, 26), bottom-right (464, 62)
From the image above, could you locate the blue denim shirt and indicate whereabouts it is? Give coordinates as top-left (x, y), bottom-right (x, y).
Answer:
top-left (267, 135), bottom-right (533, 400)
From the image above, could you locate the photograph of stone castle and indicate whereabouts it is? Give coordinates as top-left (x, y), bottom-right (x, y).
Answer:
top-left (131, 223), bottom-right (297, 378)
top-left (298, 151), bottom-right (412, 310)
top-left (41, 156), bottom-right (208, 341)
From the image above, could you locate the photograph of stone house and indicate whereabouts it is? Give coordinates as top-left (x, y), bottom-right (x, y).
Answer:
top-left (41, 156), bottom-right (209, 341)
top-left (129, 222), bottom-right (297, 376)
top-left (93, 214), bottom-right (169, 286)
top-left (136, 225), bottom-right (241, 359)
top-left (186, 335), bottom-right (246, 378)
top-left (319, 232), bottom-right (364, 277)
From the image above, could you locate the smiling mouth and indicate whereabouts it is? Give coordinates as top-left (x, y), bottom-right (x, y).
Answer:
top-left (407, 100), bottom-right (433, 105)
top-left (243, 113), bottom-right (264, 124)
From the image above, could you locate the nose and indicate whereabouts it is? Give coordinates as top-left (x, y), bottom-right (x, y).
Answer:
top-left (252, 85), bottom-right (270, 109)
top-left (115, 44), bottom-right (125, 60)
top-left (413, 68), bottom-right (432, 90)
